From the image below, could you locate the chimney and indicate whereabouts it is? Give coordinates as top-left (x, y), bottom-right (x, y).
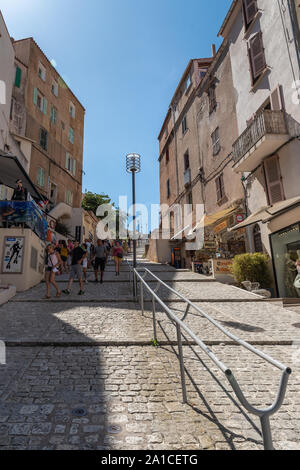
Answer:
top-left (212, 44), bottom-right (216, 57)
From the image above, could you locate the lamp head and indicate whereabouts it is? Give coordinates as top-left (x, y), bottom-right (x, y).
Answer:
top-left (126, 153), bottom-right (141, 173)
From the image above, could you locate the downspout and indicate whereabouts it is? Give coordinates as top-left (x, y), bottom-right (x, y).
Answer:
top-left (170, 105), bottom-right (180, 197)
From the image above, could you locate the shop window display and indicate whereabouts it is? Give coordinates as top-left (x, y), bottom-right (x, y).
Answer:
top-left (270, 224), bottom-right (300, 298)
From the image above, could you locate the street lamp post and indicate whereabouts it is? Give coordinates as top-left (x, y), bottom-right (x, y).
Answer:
top-left (126, 154), bottom-right (141, 289)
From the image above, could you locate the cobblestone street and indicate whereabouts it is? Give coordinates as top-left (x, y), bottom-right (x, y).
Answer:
top-left (0, 252), bottom-right (300, 450)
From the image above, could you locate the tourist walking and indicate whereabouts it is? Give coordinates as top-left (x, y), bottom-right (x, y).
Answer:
top-left (93, 239), bottom-right (107, 284)
top-left (59, 240), bottom-right (69, 273)
top-left (44, 244), bottom-right (61, 299)
top-left (62, 241), bottom-right (86, 296)
top-left (113, 241), bottom-right (123, 276)
top-left (82, 243), bottom-right (89, 283)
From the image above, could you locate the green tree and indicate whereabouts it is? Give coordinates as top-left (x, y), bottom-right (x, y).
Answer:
top-left (81, 192), bottom-right (111, 215)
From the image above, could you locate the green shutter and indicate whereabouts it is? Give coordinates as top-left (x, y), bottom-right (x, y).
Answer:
top-left (73, 159), bottom-right (76, 176)
top-left (65, 152), bottom-right (69, 169)
top-left (33, 88), bottom-right (38, 105)
top-left (15, 67), bottom-right (21, 88)
top-left (43, 98), bottom-right (47, 115)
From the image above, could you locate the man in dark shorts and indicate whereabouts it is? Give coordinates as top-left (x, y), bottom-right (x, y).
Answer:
top-left (62, 241), bottom-right (86, 295)
top-left (93, 239), bottom-right (107, 284)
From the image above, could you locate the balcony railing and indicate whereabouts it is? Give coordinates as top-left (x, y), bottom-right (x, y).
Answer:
top-left (184, 168), bottom-right (191, 187)
top-left (232, 110), bottom-right (288, 165)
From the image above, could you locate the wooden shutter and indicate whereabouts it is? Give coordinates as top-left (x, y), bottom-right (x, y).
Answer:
top-left (249, 32), bottom-right (266, 81)
top-left (243, 0), bottom-right (258, 26)
top-left (270, 85), bottom-right (283, 111)
top-left (15, 67), bottom-right (21, 88)
top-left (216, 177), bottom-right (221, 202)
top-left (264, 155), bottom-right (284, 204)
top-left (33, 88), bottom-right (38, 105)
top-left (72, 159), bottom-right (76, 176)
top-left (43, 98), bottom-right (47, 115)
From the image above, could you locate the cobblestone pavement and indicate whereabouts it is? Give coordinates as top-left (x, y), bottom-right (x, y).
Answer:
top-left (0, 252), bottom-right (299, 450)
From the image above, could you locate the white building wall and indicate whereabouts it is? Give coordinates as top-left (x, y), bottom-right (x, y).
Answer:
top-left (228, 1), bottom-right (300, 134)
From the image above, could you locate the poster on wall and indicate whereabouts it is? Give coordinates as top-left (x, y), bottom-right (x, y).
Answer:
top-left (2, 237), bottom-right (24, 274)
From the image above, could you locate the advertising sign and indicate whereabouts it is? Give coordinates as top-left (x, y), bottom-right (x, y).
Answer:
top-left (2, 237), bottom-right (24, 274)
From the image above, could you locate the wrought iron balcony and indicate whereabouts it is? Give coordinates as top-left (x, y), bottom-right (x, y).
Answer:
top-left (184, 168), bottom-right (191, 187)
top-left (232, 110), bottom-right (289, 172)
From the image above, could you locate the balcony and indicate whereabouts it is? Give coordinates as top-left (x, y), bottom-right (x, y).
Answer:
top-left (232, 110), bottom-right (289, 172)
top-left (184, 168), bottom-right (191, 187)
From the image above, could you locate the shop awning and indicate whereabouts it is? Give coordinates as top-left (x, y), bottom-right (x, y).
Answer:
top-left (204, 206), bottom-right (238, 227)
top-left (0, 152), bottom-right (44, 201)
top-left (188, 206), bottom-right (238, 236)
top-left (230, 196), bottom-right (300, 231)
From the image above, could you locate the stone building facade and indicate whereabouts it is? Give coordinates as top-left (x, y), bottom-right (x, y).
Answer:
top-left (219, 0), bottom-right (300, 298)
top-left (10, 37), bottom-right (85, 210)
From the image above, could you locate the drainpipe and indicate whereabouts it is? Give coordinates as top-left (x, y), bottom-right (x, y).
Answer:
top-left (170, 105), bottom-right (180, 197)
top-left (286, 0), bottom-right (300, 78)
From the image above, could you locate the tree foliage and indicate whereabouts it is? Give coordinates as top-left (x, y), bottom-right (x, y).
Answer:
top-left (81, 192), bottom-right (111, 215)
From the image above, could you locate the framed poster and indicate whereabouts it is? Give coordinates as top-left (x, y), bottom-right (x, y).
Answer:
top-left (2, 237), bottom-right (24, 274)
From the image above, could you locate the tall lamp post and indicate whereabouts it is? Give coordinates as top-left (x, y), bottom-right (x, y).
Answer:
top-left (126, 153), bottom-right (141, 270)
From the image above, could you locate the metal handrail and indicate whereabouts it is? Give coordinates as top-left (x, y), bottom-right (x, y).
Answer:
top-left (132, 266), bottom-right (292, 451)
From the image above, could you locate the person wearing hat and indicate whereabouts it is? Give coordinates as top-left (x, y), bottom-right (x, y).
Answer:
top-left (11, 179), bottom-right (28, 201)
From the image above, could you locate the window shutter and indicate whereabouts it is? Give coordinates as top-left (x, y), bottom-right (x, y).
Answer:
top-left (33, 88), bottom-right (38, 105)
top-left (243, 0), bottom-right (258, 26)
top-left (216, 178), bottom-right (221, 202)
top-left (220, 174), bottom-right (225, 198)
top-left (264, 155), bottom-right (284, 204)
top-left (73, 159), bottom-right (76, 176)
top-left (15, 67), bottom-right (22, 88)
top-left (249, 32), bottom-right (266, 80)
top-left (270, 85), bottom-right (283, 111)
top-left (65, 152), bottom-right (69, 169)
top-left (43, 98), bottom-right (47, 115)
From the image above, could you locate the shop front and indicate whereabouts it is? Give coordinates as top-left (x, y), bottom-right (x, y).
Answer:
top-left (270, 223), bottom-right (300, 298)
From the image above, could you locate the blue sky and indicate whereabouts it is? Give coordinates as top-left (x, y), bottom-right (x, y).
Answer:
top-left (0, 0), bottom-right (231, 232)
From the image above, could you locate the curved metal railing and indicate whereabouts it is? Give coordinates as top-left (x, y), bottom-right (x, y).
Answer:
top-left (131, 265), bottom-right (292, 451)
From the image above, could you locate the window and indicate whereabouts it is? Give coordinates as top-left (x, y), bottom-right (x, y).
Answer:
top-left (253, 224), bottom-right (263, 253)
top-left (248, 32), bottom-right (266, 84)
top-left (199, 68), bottom-right (207, 80)
top-left (187, 192), bottom-right (193, 211)
top-left (69, 127), bottom-right (74, 144)
top-left (167, 179), bottom-right (170, 199)
top-left (51, 80), bottom-right (58, 97)
top-left (65, 152), bottom-right (76, 176)
top-left (184, 151), bottom-right (190, 171)
top-left (15, 67), bottom-right (22, 88)
top-left (182, 116), bottom-right (188, 135)
top-left (216, 174), bottom-right (225, 202)
top-left (38, 63), bottom-right (46, 82)
top-left (264, 155), bottom-right (285, 205)
top-left (166, 147), bottom-right (169, 164)
top-left (66, 189), bottom-right (73, 206)
top-left (208, 84), bottom-right (217, 114)
top-left (50, 106), bottom-right (57, 124)
top-left (69, 102), bottom-right (76, 118)
top-left (33, 88), bottom-right (47, 115)
top-left (39, 128), bottom-right (48, 151)
top-left (242, 0), bottom-right (258, 30)
top-left (184, 74), bottom-right (191, 92)
top-left (211, 127), bottom-right (220, 155)
top-left (37, 167), bottom-right (45, 188)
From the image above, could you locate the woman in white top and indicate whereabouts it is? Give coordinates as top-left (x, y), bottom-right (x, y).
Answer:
top-left (45, 244), bottom-right (61, 299)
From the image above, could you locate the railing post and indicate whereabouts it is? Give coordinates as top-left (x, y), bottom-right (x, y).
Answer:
top-left (141, 283), bottom-right (144, 316)
top-left (260, 414), bottom-right (274, 451)
top-left (176, 324), bottom-right (187, 404)
top-left (152, 296), bottom-right (157, 342)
